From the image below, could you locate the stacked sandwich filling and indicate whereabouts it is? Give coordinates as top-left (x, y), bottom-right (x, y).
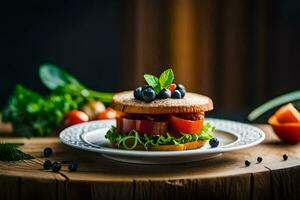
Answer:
top-left (105, 113), bottom-right (215, 150)
top-left (105, 90), bottom-right (214, 151)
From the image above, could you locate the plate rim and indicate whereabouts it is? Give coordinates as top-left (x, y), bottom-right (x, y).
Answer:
top-left (59, 118), bottom-right (265, 157)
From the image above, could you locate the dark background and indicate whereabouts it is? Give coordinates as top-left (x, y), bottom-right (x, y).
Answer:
top-left (1, 0), bottom-right (300, 121)
top-left (0, 1), bottom-right (121, 106)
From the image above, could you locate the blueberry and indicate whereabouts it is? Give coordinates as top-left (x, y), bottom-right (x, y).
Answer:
top-left (245, 160), bottom-right (251, 167)
top-left (171, 90), bottom-right (182, 99)
top-left (142, 87), bottom-right (156, 102)
top-left (43, 160), bottom-right (52, 170)
top-left (283, 154), bottom-right (288, 161)
top-left (142, 85), bottom-right (153, 90)
top-left (68, 163), bottom-right (78, 172)
top-left (43, 147), bottom-right (53, 157)
top-left (134, 87), bottom-right (143, 100)
top-left (51, 162), bottom-right (61, 172)
top-left (176, 84), bottom-right (185, 91)
top-left (209, 137), bottom-right (219, 148)
top-left (176, 84), bottom-right (186, 97)
top-left (257, 156), bottom-right (263, 163)
top-left (178, 89), bottom-right (186, 97)
top-left (157, 89), bottom-right (171, 99)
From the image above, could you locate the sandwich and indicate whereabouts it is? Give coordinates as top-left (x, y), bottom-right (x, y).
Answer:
top-left (105, 69), bottom-right (215, 151)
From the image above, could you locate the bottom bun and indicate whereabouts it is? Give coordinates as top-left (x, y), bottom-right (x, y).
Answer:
top-left (111, 140), bottom-right (207, 151)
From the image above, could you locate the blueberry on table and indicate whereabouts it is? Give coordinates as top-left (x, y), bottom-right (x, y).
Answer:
top-left (43, 160), bottom-right (52, 170)
top-left (209, 137), bottom-right (219, 148)
top-left (157, 89), bottom-right (171, 99)
top-left (171, 90), bottom-right (182, 99)
top-left (142, 87), bottom-right (156, 102)
top-left (134, 87), bottom-right (143, 100)
top-left (61, 160), bottom-right (71, 164)
top-left (176, 84), bottom-right (186, 97)
top-left (51, 162), bottom-right (61, 172)
top-left (245, 160), bottom-right (251, 167)
top-left (68, 163), bottom-right (78, 172)
top-left (283, 154), bottom-right (288, 161)
top-left (43, 147), bottom-right (53, 157)
top-left (257, 156), bottom-right (263, 163)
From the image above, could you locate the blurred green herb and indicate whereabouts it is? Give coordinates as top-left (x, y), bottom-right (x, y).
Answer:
top-left (2, 64), bottom-right (114, 137)
top-left (0, 143), bottom-right (33, 161)
top-left (248, 91), bottom-right (300, 121)
top-left (39, 64), bottom-right (114, 104)
top-left (39, 63), bottom-right (82, 90)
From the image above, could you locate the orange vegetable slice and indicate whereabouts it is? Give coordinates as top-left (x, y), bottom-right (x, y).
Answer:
top-left (274, 103), bottom-right (300, 123)
top-left (268, 115), bottom-right (300, 143)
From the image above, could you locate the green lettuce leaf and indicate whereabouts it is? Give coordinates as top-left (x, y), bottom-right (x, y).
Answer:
top-left (105, 123), bottom-right (215, 150)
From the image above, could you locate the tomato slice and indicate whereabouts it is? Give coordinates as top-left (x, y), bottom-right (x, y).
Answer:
top-left (170, 115), bottom-right (203, 134)
top-left (116, 117), bottom-right (168, 135)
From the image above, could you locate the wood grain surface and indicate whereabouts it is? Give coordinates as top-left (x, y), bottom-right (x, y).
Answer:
top-left (1, 125), bottom-right (300, 200)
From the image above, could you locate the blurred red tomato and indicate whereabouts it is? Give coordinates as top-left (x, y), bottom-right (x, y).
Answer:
top-left (63, 110), bottom-right (89, 127)
top-left (96, 107), bottom-right (118, 120)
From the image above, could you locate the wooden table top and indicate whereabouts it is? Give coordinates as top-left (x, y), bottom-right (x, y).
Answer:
top-left (1, 124), bottom-right (300, 200)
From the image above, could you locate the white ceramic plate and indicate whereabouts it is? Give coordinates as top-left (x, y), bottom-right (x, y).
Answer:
top-left (59, 118), bottom-right (265, 164)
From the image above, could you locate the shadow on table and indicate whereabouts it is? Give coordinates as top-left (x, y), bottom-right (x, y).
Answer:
top-left (263, 140), bottom-right (298, 147)
top-left (74, 152), bottom-right (238, 177)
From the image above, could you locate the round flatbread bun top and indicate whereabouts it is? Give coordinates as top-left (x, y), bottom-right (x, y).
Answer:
top-left (111, 91), bottom-right (213, 114)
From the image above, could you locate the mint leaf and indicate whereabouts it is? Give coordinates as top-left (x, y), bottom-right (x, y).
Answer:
top-left (159, 69), bottom-right (174, 88)
top-left (153, 85), bottom-right (162, 93)
top-left (144, 74), bottom-right (159, 88)
top-left (143, 68), bottom-right (174, 93)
